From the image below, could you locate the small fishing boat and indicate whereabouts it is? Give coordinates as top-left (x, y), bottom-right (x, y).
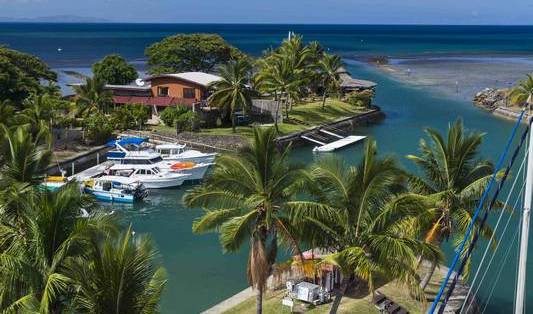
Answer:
top-left (105, 164), bottom-right (190, 189)
top-left (156, 144), bottom-right (217, 164)
top-left (83, 178), bottom-right (147, 203)
top-left (41, 176), bottom-right (68, 191)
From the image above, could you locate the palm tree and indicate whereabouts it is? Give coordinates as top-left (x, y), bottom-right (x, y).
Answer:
top-left (184, 127), bottom-right (315, 314)
top-left (208, 59), bottom-right (253, 133)
top-left (406, 119), bottom-right (499, 290)
top-left (0, 100), bottom-right (15, 127)
top-left (298, 139), bottom-right (441, 313)
top-left (73, 77), bottom-right (113, 115)
top-left (255, 56), bottom-right (304, 128)
top-left (0, 124), bottom-right (52, 185)
top-left (508, 73), bottom-right (533, 109)
top-left (318, 53), bottom-right (343, 110)
top-left (68, 226), bottom-right (167, 314)
top-left (0, 183), bottom-right (117, 312)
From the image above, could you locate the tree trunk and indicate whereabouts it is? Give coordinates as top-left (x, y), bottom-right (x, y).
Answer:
top-left (322, 93), bottom-right (327, 110)
top-left (329, 276), bottom-right (351, 314)
top-left (274, 100), bottom-right (281, 133)
top-left (284, 97), bottom-right (289, 120)
top-left (420, 259), bottom-right (438, 291)
top-left (231, 109), bottom-right (236, 133)
top-left (256, 284), bottom-right (263, 314)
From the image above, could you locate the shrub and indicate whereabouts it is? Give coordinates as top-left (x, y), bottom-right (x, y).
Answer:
top-left (83, 112), bottom-right (113, 144)
top-left (345, 90), bottom-right (374, 108)
top-left (111, 104), bottom-right (151, 130)
top-left (159, 106), bottom-right (188, 127)
top-left (175, 111), bottom-right (199, 133)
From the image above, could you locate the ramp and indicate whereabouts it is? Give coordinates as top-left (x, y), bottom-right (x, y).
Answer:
top-left (312, 135), bottom-right (366, 152)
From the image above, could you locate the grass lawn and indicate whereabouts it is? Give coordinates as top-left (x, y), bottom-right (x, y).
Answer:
top-left (198, 99), bottom-right (370, 139)
top-left (222, 262), bottom-right (447, 314)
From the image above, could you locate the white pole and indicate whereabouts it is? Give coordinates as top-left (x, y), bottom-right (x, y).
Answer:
top-left (516, 123), bottom-right (533, 314)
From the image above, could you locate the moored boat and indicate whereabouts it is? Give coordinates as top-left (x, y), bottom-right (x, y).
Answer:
top-left (41, 176), bottom-right (68, 191)
top-left (168, 161), bottom-right (214, 180)
top-left (82, 177), bottom-right (148, 203)
top-left (105, 164), bottom-right (190, 188)
top-left (156, 144), bottom-right (217, 164)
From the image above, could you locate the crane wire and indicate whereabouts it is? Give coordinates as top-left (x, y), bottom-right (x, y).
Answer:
top-left (461, 150), bottom-right (529, 313)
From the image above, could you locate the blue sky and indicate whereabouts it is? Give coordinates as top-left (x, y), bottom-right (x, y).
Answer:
top-left (2, 0), bottom-right (533, 24)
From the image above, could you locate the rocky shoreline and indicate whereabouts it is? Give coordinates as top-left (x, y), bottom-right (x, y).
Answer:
top-left (473, 88), bottom-right (530, 123)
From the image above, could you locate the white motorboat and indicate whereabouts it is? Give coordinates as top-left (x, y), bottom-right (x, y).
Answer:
top-left (167, 161), bottom-right (214, 180)
top-left (82, 177), bottom-right (147, 203)
top-left (105, 164), bottom-right (190, 189)
top-left (156, 144), bottom-right (217, 164)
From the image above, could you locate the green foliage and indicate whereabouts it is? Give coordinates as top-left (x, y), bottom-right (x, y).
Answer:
top-left (184, 127), bottom-right (305, 311)
top-left (208, 58), bottom-right (253, 132)
top-left (92, 54), bottom-right (138, 85)
top-left (175, 110), bottom-right (199, 133)
top-left (145, 33), bottom-right (245, 74)
top-left (345, 90), bottom-right (374, 108)
top-left (83, 112), bottom-right (113, 144)
top-left (0, 47), bottom-right (56, 106)
top-left (111, 104), bottom-right (151, 130)
top-left (159, 105), bottom-right (189, 127)
top-left (508, 73), bottom-right (533, 107)
top-left (73, 76), bottom-right (114, 115)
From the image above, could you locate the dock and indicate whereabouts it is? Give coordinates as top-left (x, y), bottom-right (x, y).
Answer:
top-left (300, 126), bottom-right (366, 152)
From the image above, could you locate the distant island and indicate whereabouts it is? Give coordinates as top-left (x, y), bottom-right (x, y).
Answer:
top-left (0, 15), bottom-right (111, 23)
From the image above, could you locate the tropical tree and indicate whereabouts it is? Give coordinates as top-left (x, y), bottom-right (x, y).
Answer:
top-left (406, 119), bottom-right (499, 290)
top-left (68, 226), bottom-right (167, 314)
top-left (0, 124), bottom-right (51, 185)
top-left (145, 33), bottom-right (245, 74)
top-left (208, 59), bottom-right (253, 132)
top-left (508, 73), bottom-right (533, 109)
top-left (184, 127), bottom-right (317, 314)
top-left (298, 139), bottom-right (441, 312)
top-left (318, 53), bottom-right (343, 109)
top-left (255, 56), bottom-right (303, 127)
top-left (92, 54), bottom-right (138, 85)
top-left (0, 183), bottom-right (117, 312)
top-left (73, 77), bottom-right (113, 115)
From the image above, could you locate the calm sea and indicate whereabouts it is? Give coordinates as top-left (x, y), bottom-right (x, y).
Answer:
top-left (2, 23), bottom-right (533, 313)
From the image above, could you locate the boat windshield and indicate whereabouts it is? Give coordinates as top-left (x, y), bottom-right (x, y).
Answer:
top-left (149, 157), bottom-right (163, 163)
top-left (122, 158), bottom-right (150, 165)
top-left (153, 167), bottom-right (161, 173)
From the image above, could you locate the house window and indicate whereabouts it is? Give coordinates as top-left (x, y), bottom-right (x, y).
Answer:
top-left (183, 88), bottom-right (196, 99)
top-left (157, 87), bottom-right (169, 97)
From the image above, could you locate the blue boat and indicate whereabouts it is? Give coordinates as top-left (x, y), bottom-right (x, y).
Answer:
top-left (83, 177), bottom-right (148, 203)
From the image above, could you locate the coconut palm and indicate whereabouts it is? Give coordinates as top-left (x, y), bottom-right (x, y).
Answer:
top-left (184, 127), bottom-right (318, 314)
top-left (318, 53), bottom-right (343, 110)
top-left (406, 119), bottom-right (499, 290)
top-left (208, 59), bottom-right (253, 133)
top-left (508, 73), bottom-right (533, 109)
top-left (68, 226), bottom-right (167, 314)
top-left (255, 56), bottom-right (304, 128)
top-left (0, 124), bottom-right (52, 185)
top-left (0, 183), bottom-right (117, 312)
top-left (298, 139), bottom-right (441, 312)
top-left (0, 100), bottom-right (15, 127)
top-left (73, 76), bottom-right (113, 115)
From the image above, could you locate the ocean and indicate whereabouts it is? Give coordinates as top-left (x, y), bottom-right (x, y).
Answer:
top-left (1, 23), bottom-right (532, 313)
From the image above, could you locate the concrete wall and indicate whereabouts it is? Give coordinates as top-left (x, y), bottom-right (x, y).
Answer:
top-left (46, 145), bottom-right (111, 176)
top-left (275, 107), bottom-right (385, 150)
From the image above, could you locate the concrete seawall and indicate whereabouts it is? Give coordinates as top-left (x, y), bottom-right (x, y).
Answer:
top-left (275, 107), bottom-right (385, 150)
top-left (46, 145), bottom-right (111, 176)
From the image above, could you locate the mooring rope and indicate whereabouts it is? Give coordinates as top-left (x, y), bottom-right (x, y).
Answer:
top-left (438, 118), bottom-right (531, 314)
top-left (428, 110), bottom-right (526, 314)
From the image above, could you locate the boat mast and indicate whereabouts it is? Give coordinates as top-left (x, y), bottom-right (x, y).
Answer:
top-left (516, 116), bottom-right (533, 314)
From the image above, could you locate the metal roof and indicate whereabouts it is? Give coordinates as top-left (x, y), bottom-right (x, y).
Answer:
top-left (144, 72), bottom-right (222, 87)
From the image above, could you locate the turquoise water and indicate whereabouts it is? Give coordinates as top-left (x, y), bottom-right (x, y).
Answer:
top-left (1, 24), bottom-right (532, 313)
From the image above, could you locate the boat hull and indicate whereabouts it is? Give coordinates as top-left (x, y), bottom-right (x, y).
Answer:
top-left (163, 153), bottom-right (217, 164)
top-left (172, 164), bottom-right (211, 181)
top-left (84, 188), bottom-right (135, 203)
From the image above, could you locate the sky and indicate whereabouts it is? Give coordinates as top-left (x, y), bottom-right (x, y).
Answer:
top-left (2, 0), bottom-right (533, 25)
